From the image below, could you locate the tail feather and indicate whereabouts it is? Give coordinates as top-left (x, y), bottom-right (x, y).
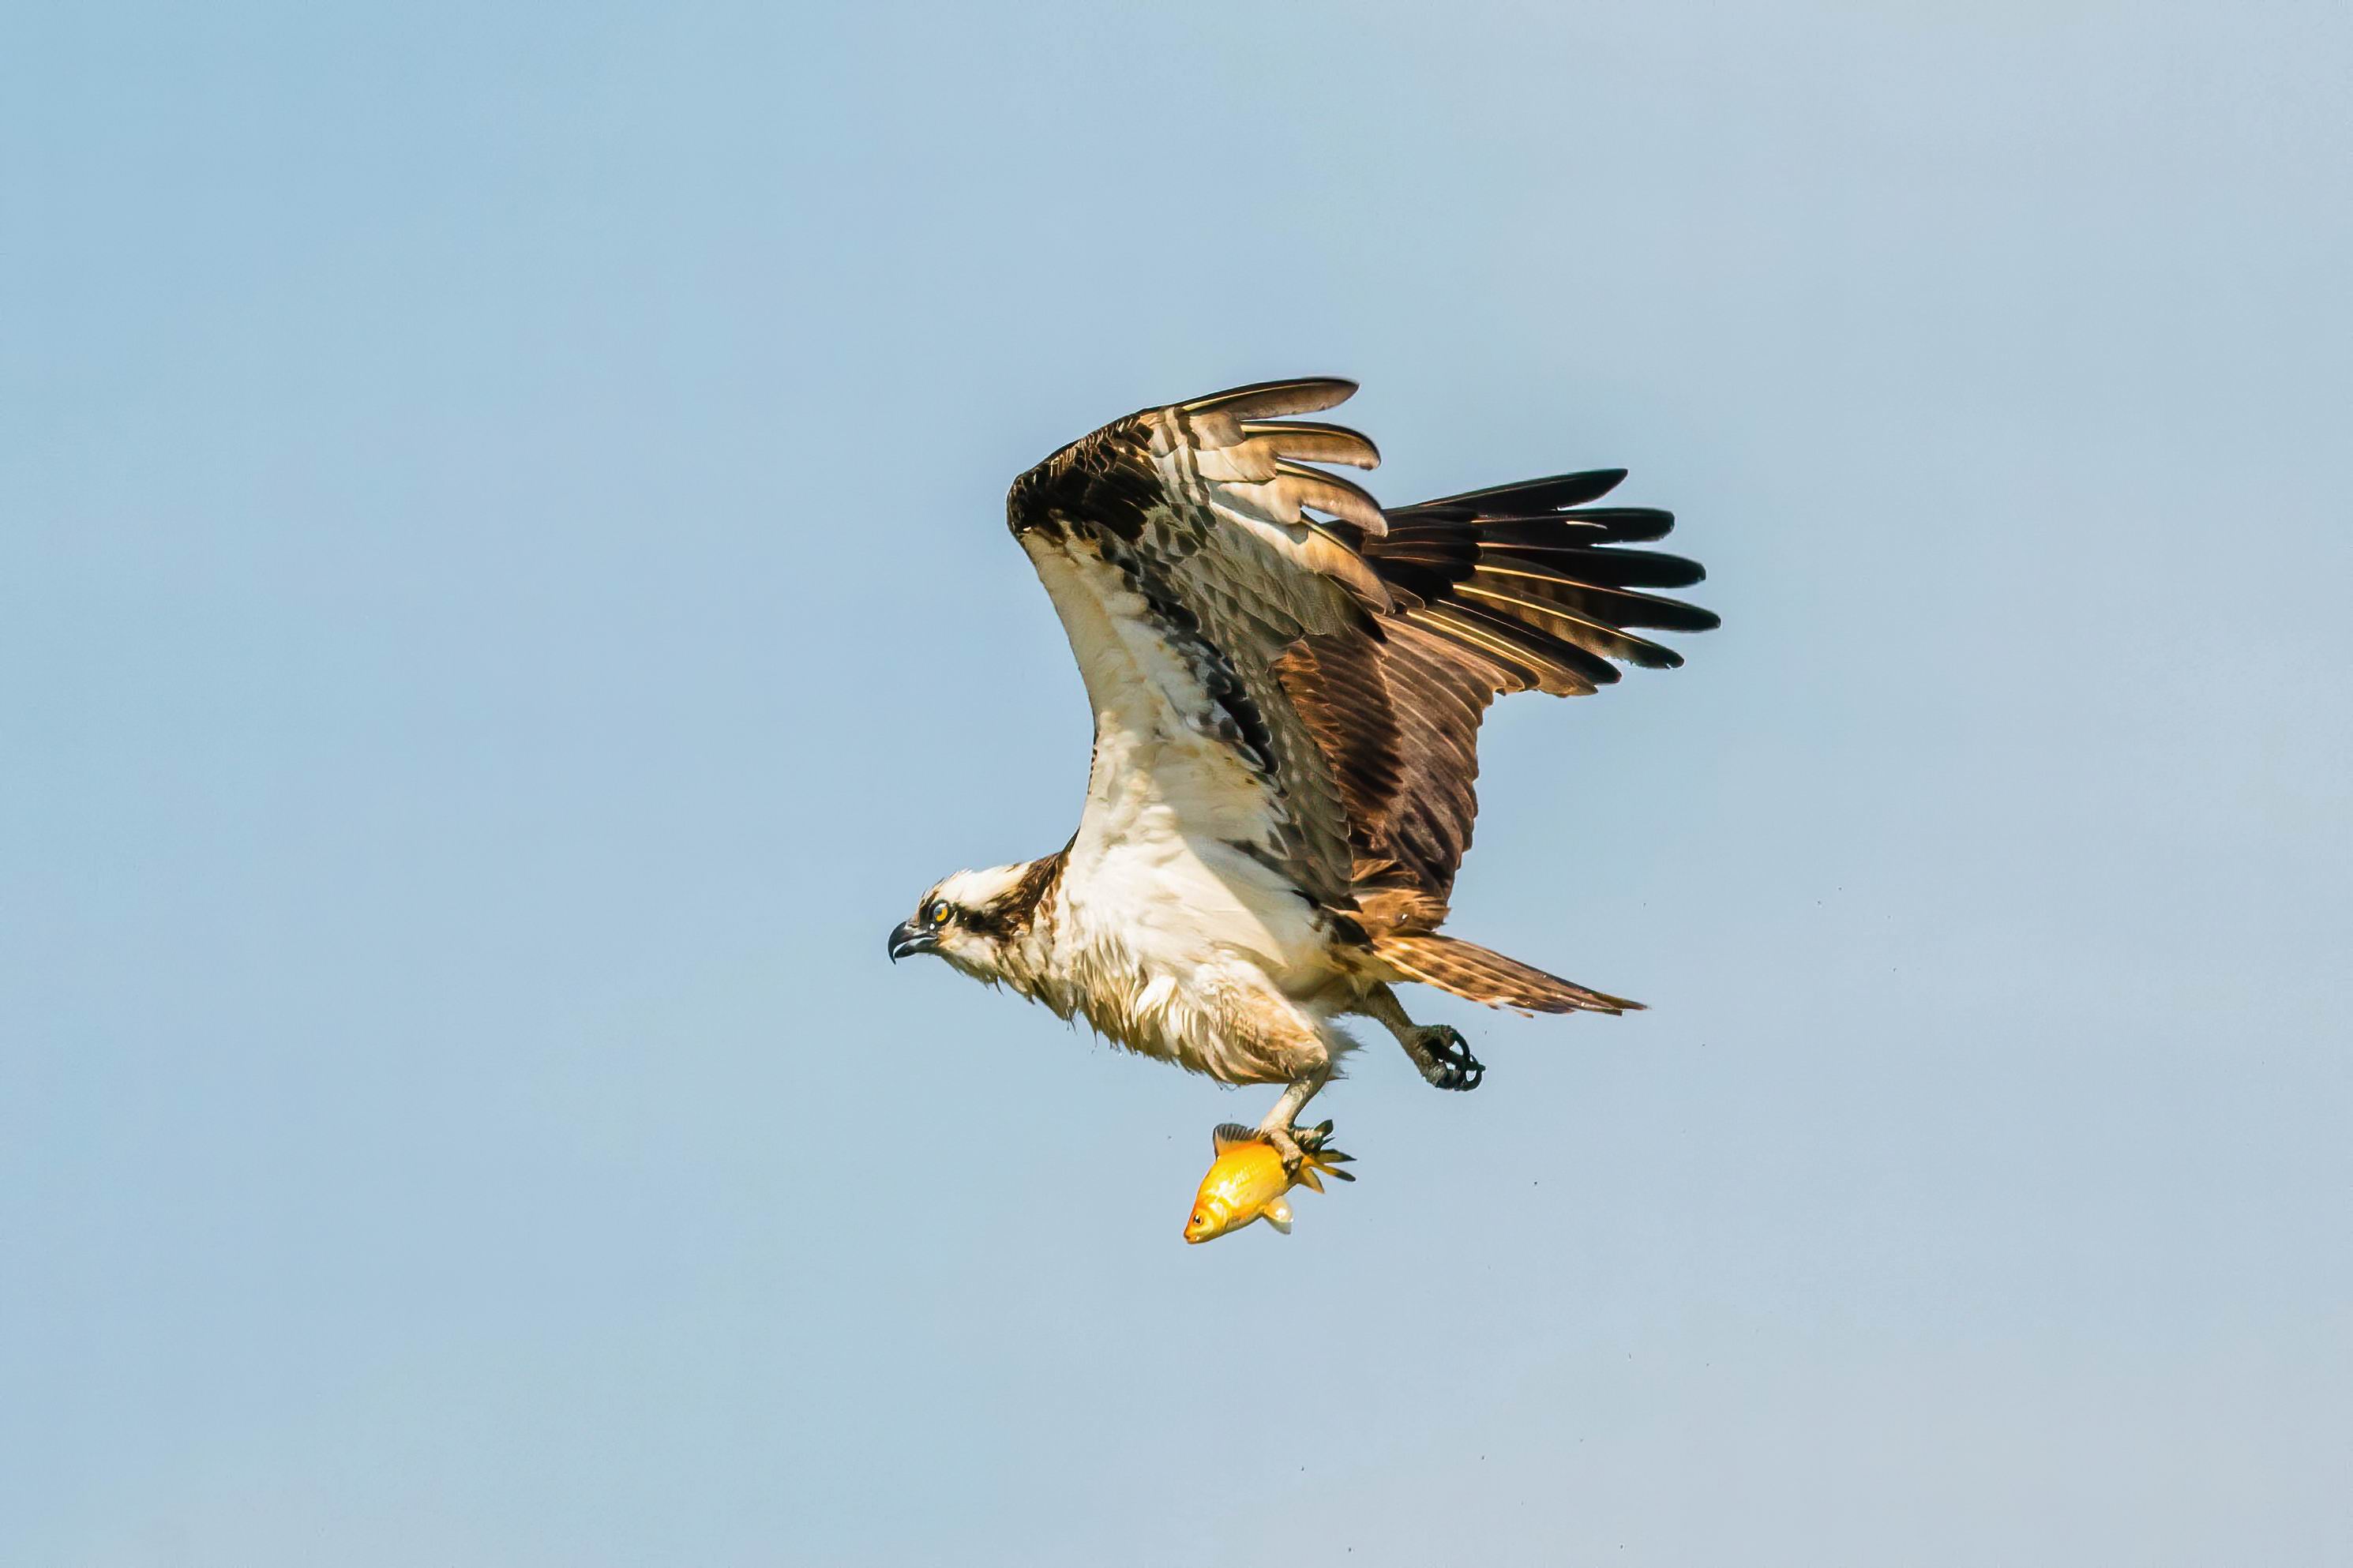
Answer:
top-left (1372, 931), bottom-right (1642, 1015)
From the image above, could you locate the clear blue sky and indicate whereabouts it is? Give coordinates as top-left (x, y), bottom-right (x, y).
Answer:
top-left (5, 3), bottom-right (2349, 1563)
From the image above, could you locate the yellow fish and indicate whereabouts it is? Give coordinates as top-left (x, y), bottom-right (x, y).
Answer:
top-left (1183, 1122), bottom-right (1353, 1244)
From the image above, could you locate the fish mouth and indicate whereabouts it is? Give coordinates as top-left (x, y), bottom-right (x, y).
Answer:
top-left (888, 920), bottom-right (936, 962)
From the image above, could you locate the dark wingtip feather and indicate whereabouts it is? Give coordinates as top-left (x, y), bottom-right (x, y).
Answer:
top-left (1412, 469), bottom-right (1630, 512)
top-left (1475, 543), bottom-right (1709, 591)
top-left (1367, 468), bottom-right (1717, 692)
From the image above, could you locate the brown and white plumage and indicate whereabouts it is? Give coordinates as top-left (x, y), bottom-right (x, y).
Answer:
top-left (889, 378), bottom-right (1716, 1156)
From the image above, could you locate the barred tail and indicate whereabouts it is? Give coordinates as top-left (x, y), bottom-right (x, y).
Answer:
top-left (1371, 931), bottom-right (1643, 1015)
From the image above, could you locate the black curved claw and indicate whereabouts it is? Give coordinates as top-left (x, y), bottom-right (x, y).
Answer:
top-left (1292, 1121), bottom-right (1357, 1183)
top-left (1421, 1026), bottom-right (1485, 1092)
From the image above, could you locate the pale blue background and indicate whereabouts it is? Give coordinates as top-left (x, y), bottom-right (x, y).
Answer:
top-left (5, 3), bottom-right (2349, 1564)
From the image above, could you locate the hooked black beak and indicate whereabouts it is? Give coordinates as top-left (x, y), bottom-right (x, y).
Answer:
top-left (888, 920), bottom-right (936, 962)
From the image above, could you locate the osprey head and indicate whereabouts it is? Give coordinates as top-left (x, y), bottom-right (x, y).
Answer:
top-left (888, 862), bottom-right (1047, 985)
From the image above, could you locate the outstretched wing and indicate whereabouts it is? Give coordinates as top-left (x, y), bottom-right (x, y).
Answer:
top-left (1007, 379), bottom-right (1386, 913)
top-left (1006, 379), bottom-right (1717, 932)
top-left (1293, 468), bottom-right (1720, 924)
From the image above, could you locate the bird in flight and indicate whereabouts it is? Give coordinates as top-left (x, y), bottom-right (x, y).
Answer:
top-left (888, 379), bottom-right (1716, 1172)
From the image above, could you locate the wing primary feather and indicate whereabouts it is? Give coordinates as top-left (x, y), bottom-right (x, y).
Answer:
top-left (1408, 602), bottom-right (1609, 696)
top-left (1467, 561), bottom-right (1723, 631)
top-left (1439, 602), bottom-right (1623, 690)
top-left (1405, 469), bottom-right (1628, 512)
top-left (1240, 419), bottom-right (1381, 468)
top-left (1277, 460), bottom-right (1388, 535)
top-left (1471, 542), bottom-right (1708, 589)
top-left (1180, 378), bottom-right (1359, 420)
top-left (1452, 582), bottom-right (1686, 668)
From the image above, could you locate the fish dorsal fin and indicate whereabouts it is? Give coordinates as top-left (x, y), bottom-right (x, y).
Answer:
top-left (1264, 1196), bottom-right (1294, 1233)
top-left (1211, 1123), bottom-right (1262, 1155)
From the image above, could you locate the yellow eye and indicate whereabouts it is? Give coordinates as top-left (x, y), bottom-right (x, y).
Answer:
top-left (929, 902), bottom-right (951, 925)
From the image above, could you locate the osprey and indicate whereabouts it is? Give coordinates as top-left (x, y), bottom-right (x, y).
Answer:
top-left (889, 379), bottom-right (1716, 1167)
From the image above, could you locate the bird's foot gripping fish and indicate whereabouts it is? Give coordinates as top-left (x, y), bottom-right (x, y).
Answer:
top-left (1184, 1120), bottom-right (1355, 1244)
